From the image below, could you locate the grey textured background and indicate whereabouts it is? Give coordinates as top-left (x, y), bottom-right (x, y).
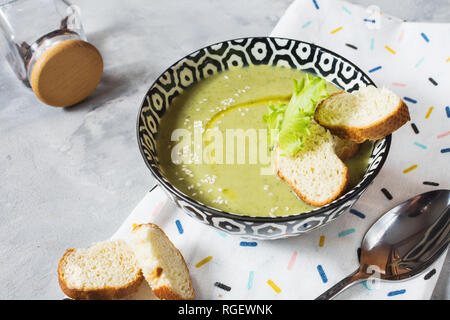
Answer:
top-left (0, 0), bottom-right (448, 299)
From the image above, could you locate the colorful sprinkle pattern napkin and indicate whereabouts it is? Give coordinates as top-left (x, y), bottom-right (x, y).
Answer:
top-left (112, 0), bottom-right (449, 299)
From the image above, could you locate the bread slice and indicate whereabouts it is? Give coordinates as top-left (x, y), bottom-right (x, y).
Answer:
top-left (58, 240), bottom-right (143, 300)
top-left (130, 223), bottom-right (194, 300)
top-left (334, 136), bottom-right (361, 160)
top-left (314, 86), bottom-right (410, 143)
top-left (275, 123), bottom-right (349, 207)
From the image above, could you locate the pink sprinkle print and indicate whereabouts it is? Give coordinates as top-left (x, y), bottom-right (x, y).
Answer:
top-left (437, 131), bottom-right (450, 139)
top-left (152, 201), bottom-right (164, 217)
top-left (287, 250), bottom-right (298, 270)
top-left (398, 29), bottom-right (405, 41)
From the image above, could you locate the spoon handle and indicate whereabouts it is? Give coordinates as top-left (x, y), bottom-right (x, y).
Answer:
top-left (315, 269), bottom-right (366, 300)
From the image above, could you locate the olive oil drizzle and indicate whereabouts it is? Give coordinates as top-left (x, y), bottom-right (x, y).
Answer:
top-left (204, 95), bottom-right (291, 131)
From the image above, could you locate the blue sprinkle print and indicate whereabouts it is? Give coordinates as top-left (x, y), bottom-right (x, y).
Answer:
top-left (421, 32), bottom-right (430, 42)
top-left (446, 106), bottom-right (450, 118)
top-left (370, 38), bottom-right (375, 51)
top-left (312, 0), bottom-right (319, 9)
top-left (175, 220), bottom-right (184, 234)
top-left (403, 97), bottom-right (417, 104)
top-left (338, 228), bottom-right (355, 237)
top-left (216, 230), bottom-right (227, 237)
top-left (364, 18), bottom-right (376, 23)
top-left (248, 271), bottom-right (254, 290)
top-left (302, 20), bottom-right (312, 29)
top-left (369, 66), bottom-right (382, 73)
top-left (441, 148), bottom-right (450, 154)
top-left (413, 142), bottom-right (427, 149)
top-left (342, 5), bottom-right (352, 14)
top-left (387, 289), bottom-right (406, 297)
top-left (317, 265), bottom-right (328, 283)
top-left (349, 209), bottom-right (366, 219)
top-left (240, 241), bottom-right (258, 247)
top-left (415, 57), bottom-right (425, 68)
top-left (362, 280), bottom-right (372, 290)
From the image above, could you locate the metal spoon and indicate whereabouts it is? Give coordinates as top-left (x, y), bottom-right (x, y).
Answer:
top-left (316, 189), bottom-right (450, 300)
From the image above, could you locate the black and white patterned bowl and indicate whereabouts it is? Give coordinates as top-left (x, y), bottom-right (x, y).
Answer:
top-left (137, 37), bottom-right (391, 240)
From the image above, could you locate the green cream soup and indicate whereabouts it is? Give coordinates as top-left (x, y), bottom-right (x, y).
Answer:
top-left (156, 65), bottom-right (371, 217)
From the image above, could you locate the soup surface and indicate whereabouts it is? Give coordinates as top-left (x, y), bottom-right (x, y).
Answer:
top-left (156, 65), bottom-right (371, 217)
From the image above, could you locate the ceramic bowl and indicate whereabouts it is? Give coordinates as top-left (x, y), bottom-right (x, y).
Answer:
top-left (137, 37), bottom-right (390, 240)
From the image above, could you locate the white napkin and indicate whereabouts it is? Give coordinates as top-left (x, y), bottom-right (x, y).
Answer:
top-left (113, 0), bottom-right (450, 300)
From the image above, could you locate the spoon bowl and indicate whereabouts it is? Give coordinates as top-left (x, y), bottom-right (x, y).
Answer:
top-left (316, 189), bottom-right (450, 300)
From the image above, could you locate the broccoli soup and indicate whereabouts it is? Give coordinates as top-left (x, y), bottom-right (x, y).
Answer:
top-left (156, 65), bottom-right (371, 217)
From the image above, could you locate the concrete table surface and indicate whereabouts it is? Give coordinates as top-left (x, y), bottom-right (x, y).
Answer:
top-left (0, 0), bottom-right (448, 300)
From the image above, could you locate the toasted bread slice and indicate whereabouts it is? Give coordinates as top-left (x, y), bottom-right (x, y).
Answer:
top-left (130, 223), bottom-right (194, 300)
top-left (314, 86), bottom-right (410, 143)
top-left (58, 240), bottom-right (143, 300)
top-left (275, 123), bottom-right (349, 207)
top-left (334, 136), bottom-right (361, 160)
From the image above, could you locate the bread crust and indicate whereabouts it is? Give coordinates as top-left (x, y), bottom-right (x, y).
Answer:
top-left (133, 223), bottom-right (195, 300)
top-left (152, 286), bottom-right (185, 300)
top-left (334, 137), bottom-right (361, 160)
top-left (335, 142), bottom-right (360, 160)
top-left (275, 156), bottom-right (349, 207)
top-left (315, 93), bottom-right (410, 143)
top-left (58, 249), bottom-right (144, 300)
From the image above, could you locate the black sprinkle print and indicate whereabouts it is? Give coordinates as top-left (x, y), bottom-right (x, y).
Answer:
top-left (381, 188), bottom-right (393, 200)
top-left (424, 269), bottom-right (436, 280)
top-left (357, 247), bottom-right (361, 263)
top-left (214, 282), bottom-right (231, 291)
top-left (423, 181), bottom-right (439, 186)
top-left (428, 77), bottom-right (438, 86)
top-left (345, 43), bottom-right (358, 50)
top-left (411, 123), bottom-right (419, 134)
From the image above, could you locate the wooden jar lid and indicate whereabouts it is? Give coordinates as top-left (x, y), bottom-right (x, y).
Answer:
top-left (31, 39), bottom-right (103, 107)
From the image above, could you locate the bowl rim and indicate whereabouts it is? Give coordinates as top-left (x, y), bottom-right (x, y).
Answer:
top-left (136, 36), bottom-right (392, 223)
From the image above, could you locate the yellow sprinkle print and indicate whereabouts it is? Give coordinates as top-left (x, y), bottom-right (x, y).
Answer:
top-left (403, 165), bottom-right (418, 174)
top-left (267, 280), bottom-right (281, 293)
top-left (330, 27), bottom-right (343, 34)
top-left (425, 106), bottom-right (434, 119)
top-left (196, 256), bottom-right (213, 268)
top-left (385, 45), bottom-right (396, 54)
top-left (319, 235), bottom-right (325, 247)
top-left (446, 57), bottom-right (450, 62)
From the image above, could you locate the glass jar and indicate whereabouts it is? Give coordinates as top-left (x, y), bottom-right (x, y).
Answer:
top-left (0, 0), bottom-right (102, 107)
